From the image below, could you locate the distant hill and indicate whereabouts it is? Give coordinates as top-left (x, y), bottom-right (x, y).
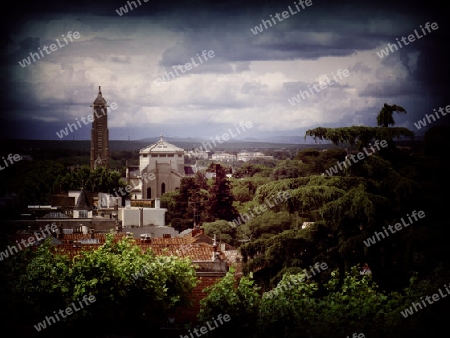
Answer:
top-left (138, 135), bottom-right (318, 144)
top-left (0, 138), bottom-right (423, 155)
top-left (240, 136), bottom-right (309, 144)
top-left (0, 138), bottom-right (322, 153)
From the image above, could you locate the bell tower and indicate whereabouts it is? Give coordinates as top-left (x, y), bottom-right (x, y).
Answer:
top-left (90, 86), bottom-right (109, 170)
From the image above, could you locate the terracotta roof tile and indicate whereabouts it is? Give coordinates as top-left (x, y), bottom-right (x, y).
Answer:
top-left (11, 232), bottom-right (230, 264)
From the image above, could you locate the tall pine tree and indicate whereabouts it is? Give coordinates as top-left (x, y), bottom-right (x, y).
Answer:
top-left (208, 164), bottom-right (237, 221)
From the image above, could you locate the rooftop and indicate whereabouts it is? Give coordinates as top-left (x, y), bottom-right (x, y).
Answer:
top-left (15, 232), bottom-right (230, 268)
top-left (140, 135), bottom-right (184, 154)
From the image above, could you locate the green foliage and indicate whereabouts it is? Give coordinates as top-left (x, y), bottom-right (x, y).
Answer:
top-left (208, 164), bottom-right (237, 221)
top-left (258, 265), bottom-right (407, 337)
top-left (259, 271), bottom-right (319, 336)
top-left (194, 170), bottom-right (209, 190)
top-left (232, 184), bottom-right (253, 203)
top-left (231, 177), bottom-right (262, 203)
top-left (160, 191), bottom-right (179, 224)
top-left (199, 268), bottom-right (261, 331)
top-left (11, 235), bottom-right (197, 334)
top-left (163, 174), bottom-right (210, 229)
top-left (295, 148), bottom-right (347, 174)
top-left (271, 159), bottom-right (310, 180)
top-left (241, 175), bottom-right (400, 287)
top-left (376, 103), bottom-right (407, 127)
top-left (14, 239), bottom-right (72, 315)
top-left (197, 264), bottom-right (450, 337)
top-left (0, 159), bottom-right (67, 208)
top-left (305, 126), bottom-right (414, 150)
top-left (88, 166), bottom-right (123, 193)
top-left (241, 228), bottom-right (315, 278)
top-left (231, 177), bottom-right (272, 206)
top-left (233, 163), bottom-right (273, 178)
top-left (252, 175), bottom-right (353, 217)
top-left (56, 165), bottom-right (125, 193)
top-left (265, 149), bottom-right (292, 160)
top-left (294, 148), bottom-right (321, 160)
top-left (201, 220), bottom-right (237, 246)
top-left (246, 210), bottom-right (294, 239)
top-left (315, 266), bottom-right (403, 336)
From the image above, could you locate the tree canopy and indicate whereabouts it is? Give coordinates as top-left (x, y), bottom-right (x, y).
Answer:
top-left (208, 164), bottom-right (237, 221)
top-left (56, 165), bottom-right (125, 193)
top-left (7, 234), bottom-right (197, 336)
top-left (198, 264), bottom-right (450, 338)
top-left (376, 103), bottom-right (407, 127)
top-left (305, 126), bottom-right (414, 150)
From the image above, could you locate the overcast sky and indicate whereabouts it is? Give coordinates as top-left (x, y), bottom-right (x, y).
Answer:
top-left (1, 0), bottom-right (449, 141)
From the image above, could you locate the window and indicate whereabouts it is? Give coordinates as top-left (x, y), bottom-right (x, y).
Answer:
top-left (79, 210), bottom-right (88, 218)
top-left (161, 183), bottom-right (166, 195)
top-left (147, 187), bottom-right (151, 199)
top-left (143, 154), bottom-right (147, 158)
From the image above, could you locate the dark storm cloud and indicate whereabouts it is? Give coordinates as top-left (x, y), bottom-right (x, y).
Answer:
top-left (348, 62), bottom-right (371, 74)
top-left (154, 5), bottom-right (413, 65)
top-left (360, 80), bottom-right (423, 98)
top-left (284, 80), bottom-right (350, 98)
top-left (1, 0), bottom-right (449, 139)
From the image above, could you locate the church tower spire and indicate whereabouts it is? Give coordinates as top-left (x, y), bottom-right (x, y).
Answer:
top-left (90, 85), bottom-right (109, 170)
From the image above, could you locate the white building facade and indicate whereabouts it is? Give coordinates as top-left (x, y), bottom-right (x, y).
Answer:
top-left (139, 135), bottom-right (185, 199)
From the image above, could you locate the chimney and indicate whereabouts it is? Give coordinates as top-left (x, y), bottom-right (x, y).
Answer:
top-left (155, 198), bottom-right (160, 209)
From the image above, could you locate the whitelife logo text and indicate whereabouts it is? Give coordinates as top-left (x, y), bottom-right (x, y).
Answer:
top-left (18, 31), bottom-right (81, 68)
top-left (413, 103), bottom-right (449, 130)
top-left (324, 139), bottom-right (388, 176)
top-left (363, 210), bottom-right (425, 247)
top-left (376, 22), bottom-right (438, 59)
top-left (0, 224), bottom-right (58, 261)
top-left (34, 294), bottom-right (96, 332)
top-left (288, 69), bottom-right (350, 106)
top-left (400, 283), bottom-right (450, 318)
top-left (153, 50), bottom-right (215, 86)
top-left (229, 191), bottom-right (290, 228)
top-left (191, 121), bottom-right (253, 157)
top-left (55, 103), bottom-right (118, 139)
top-left (264, 262), bottom-right (328, 299)
top-left (116, 0), bottom-right (148, 16)
top-left (250, 0), bottom-right (313, 35)
top-left (0, 153), bottom-right (21, 171)
top-left (180, 314), bottom-right (231, 338)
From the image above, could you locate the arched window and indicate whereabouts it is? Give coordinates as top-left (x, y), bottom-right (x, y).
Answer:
top-left (147, 187), bottom-right (151, 199)
top-left (161, 183), bottom-right (166, 195)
